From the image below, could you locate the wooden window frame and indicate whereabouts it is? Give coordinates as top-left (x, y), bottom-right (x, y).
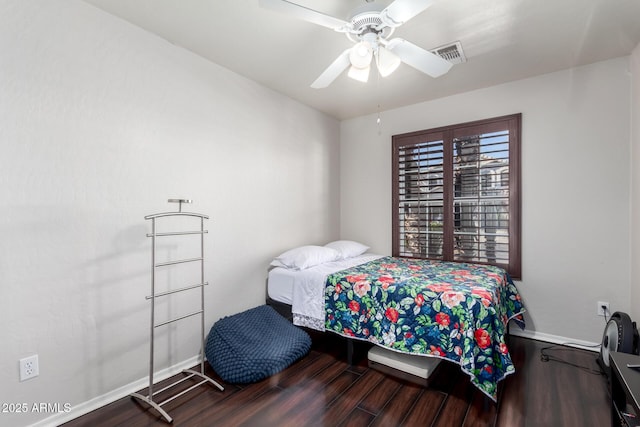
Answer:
top-left (392, 113), bottom-right (521, 279)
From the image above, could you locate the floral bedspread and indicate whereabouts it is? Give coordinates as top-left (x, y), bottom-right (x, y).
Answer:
top-left (324, 256), bottom-right (525, 401)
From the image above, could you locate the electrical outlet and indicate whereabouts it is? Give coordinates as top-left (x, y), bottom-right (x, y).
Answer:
top-left (597, 301), bottom-right (610, 317)
top-left (19, 355), bottom-right (39, 381)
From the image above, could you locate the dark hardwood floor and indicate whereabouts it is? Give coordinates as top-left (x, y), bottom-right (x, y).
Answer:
top-left (63, 334), bottom-right (610, 426)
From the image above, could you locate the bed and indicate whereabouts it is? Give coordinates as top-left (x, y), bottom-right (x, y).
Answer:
top-left (266, 242), bottom-right (525, 401)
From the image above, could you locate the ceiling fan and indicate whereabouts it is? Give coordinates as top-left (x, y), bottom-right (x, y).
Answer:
top-left (259, 0), bottom-right (454, 88)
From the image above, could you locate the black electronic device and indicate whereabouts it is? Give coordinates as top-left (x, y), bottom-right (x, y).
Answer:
top-left (597, 311), bottom-right (639, 379)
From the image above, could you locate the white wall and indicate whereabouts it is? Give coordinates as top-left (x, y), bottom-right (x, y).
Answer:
top-left (0, 1), bottom-right (340, 426)
top-left (341, 57), bottom-right (631, 344)
top-left (631, 43), bottom-right (640, 323)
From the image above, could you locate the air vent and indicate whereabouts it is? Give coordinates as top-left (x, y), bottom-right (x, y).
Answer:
top-left (431, 41), bottom-right (466, 64)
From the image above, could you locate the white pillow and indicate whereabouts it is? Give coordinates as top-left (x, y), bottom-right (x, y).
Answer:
top-left (324, 240), bottom-right (369, 260)
top-left (271, 245), bottom-right (341, 270)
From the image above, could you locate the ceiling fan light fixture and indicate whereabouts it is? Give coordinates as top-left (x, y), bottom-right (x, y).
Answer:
top-left (348, 65), bottom-right (370, 82)
top-left (261, 0), bottom-right (454, 89)
top-left (349, 41), bottom-right (373, 69)
top-left (376, 46), bottom-right (401, 77)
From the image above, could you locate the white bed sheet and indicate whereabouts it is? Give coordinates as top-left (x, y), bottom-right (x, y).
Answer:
top-left (267, 253), bottom-right (383, 331)
top-left (267, 267), bottom-right (297, 305)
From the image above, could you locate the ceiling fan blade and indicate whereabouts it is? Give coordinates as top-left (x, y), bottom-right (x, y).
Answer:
top-left (381, 0), bottom-right (434, 26)
top-left (387, 38), bottom-right (452, 78)
top-left (259, 0), bottom-right (350, 31)
top-left (311, 49), bottom-right (351, 89)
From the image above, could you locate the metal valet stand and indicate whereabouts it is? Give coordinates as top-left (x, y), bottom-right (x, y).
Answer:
top-left (130, 199), bottom-right (223, 423)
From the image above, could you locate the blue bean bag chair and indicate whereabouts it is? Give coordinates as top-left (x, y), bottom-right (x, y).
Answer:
top-left (205, 305), bottom-right (311, 383)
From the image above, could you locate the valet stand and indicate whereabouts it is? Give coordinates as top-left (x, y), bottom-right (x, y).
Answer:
top-left (130, 199), bottom-right (223, 423)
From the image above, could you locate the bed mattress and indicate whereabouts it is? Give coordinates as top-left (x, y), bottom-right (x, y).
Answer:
top-left (266, 267), bottom-right (296, 305)
top-left (267, 253), bottom-right (383, 305)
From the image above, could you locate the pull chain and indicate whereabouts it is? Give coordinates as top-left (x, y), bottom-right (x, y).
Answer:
top-left (376, 66), bottom-right (382, 135)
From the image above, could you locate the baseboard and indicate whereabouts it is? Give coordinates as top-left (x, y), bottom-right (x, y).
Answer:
top-left (31, 355), bottom-right (202, 427)
top-left (510, 328), bottom-right (601, 352)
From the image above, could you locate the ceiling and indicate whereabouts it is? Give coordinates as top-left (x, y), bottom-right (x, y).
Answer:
top-left (82, 0), bottom-right (640, 120)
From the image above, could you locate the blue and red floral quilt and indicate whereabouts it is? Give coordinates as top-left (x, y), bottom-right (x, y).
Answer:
top-left (324, 256), bottom-right (525, 400)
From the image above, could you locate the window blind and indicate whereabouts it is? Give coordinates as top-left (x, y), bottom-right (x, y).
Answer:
top-left (396, 135), bottom-right (445, 259)
top-left (392, 114), bottom-right (521, 278)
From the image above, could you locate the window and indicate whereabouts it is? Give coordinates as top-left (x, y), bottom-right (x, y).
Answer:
top-left (392, 114), bottom-right (521, 278)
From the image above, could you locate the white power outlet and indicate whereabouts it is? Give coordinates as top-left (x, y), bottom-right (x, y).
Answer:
top-left (597, 301), bottom-right (610, 317)
top-left (19, 355), bottom-right (39, 381)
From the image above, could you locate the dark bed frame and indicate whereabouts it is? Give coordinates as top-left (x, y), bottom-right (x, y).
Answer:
top-left (266, 296), bottom-right (294, 322)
